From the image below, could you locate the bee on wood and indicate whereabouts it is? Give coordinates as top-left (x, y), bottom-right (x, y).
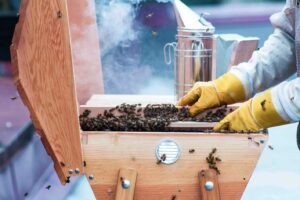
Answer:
top-left (109, 108), bottom-right (116, 112)
top-left (215, 157), bottom-right (222, 162)
top-left (57, 11), bottom-right (62, 18)
top-left (189, 149), bottom-right (195, 153)
top-left (60, 161), bottom-right (65, 167)
top-left (171, 195), bottom-right (177, 200)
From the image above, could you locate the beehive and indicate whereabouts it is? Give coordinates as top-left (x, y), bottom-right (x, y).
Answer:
top-left (11, 0), bottom-right (267, 199)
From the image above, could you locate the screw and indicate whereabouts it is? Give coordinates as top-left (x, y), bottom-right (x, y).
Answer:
top-left (89, 175), bottom-right (94, 180)
top-left (75, 168), bottom-right (80, 174)
top-left (68, 169), bottom-right (73, 175)
top-left (204, 181), bottom-right (214, 191)
top-left (121, 179), bottom-right (131, 189)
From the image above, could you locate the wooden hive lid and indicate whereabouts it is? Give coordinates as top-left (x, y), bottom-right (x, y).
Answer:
top-left (11, 0), bottom-right (83, 183)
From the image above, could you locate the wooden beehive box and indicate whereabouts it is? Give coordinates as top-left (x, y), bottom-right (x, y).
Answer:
top-left (11, 0), bottom-right (267, 199)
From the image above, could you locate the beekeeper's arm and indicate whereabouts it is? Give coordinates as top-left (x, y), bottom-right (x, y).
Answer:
top-left (214, 78), bottom-right (300, 131)
top-left (178, 4), bottom-right (296, 117)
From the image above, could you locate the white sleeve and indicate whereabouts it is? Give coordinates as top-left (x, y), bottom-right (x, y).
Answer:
top-left (272, 78), bottom-right (300, 122)
top-left (229, 5), bottom-right (296, 99)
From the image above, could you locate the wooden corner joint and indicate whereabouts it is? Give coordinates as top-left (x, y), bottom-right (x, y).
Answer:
top-left (115, 168), bottom-right (138, 200)
top-left (199, 169), bottom-right (221, 200)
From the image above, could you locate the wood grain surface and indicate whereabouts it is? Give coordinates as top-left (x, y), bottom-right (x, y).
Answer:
top-left (199, 169), bottom-right (221, 200)
top-left (11, 0), bottom-right (83, 183)
top-left (83, 132), bottom-right (267, 200)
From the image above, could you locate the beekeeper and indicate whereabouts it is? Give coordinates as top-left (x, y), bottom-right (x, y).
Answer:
top-left (177, 1), bottom-right (300, 132)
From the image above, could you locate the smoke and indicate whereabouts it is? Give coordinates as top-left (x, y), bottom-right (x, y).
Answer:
top-left (95, 0), bottom-right (175, 94)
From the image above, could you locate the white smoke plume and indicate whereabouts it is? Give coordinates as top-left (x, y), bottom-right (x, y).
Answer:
top-left (95, 0), bottom-right (174, 94)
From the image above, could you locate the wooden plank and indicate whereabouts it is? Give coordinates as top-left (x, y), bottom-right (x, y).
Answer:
top-left (115, 168), bottom-right (138, 200)
top-left (199, 169), bottom-right (221, 200)
top-left (169, 121), bottom-right (217, 128)
top-left (83, 132), bottom-right (267, 200)
top-left (11, 0), bottom-right (83, 183)
top-left (67, 0), bottom-right (104, 104)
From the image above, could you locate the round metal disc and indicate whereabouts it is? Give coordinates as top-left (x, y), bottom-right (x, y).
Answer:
top-left (155, 139), bottom-right (181, 165)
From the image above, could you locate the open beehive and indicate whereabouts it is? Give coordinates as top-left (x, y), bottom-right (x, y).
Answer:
top-left (11, 0), bottom-right (267, 199)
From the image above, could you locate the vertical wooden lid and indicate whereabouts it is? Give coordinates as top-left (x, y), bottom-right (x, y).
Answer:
top-left (11, 0), bottom-right (83, 183)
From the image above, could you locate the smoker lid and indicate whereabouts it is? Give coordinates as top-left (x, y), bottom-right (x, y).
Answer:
top-left (173, 0), bottom-right (215, 33)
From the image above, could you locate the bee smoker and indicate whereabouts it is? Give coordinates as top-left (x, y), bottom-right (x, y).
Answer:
top-left (164, 0), bottom-right (215, 100)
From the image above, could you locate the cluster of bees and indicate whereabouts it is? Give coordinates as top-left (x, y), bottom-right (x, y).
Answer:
top-left (206, 148), bottom-right (222, 174)
top-left (79, 103), bottom-right (230, 132)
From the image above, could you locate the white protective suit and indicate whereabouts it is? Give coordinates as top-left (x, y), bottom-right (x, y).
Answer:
top-left (230, 0), bottom-right (300, 123)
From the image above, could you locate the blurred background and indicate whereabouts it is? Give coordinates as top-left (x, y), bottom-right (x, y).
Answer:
top-left (3, 0), bottom-right (300, 200)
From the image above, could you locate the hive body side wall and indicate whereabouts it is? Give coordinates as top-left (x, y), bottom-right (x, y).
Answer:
top-left (82, 132), bottom-right (267, 200)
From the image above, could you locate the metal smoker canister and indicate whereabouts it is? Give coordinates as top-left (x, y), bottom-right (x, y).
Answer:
top-left (164, 26), bottom-right (214, 100)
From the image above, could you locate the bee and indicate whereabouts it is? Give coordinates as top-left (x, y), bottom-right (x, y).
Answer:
top-left (260, 100), bottom-right (266, 111)
top-left (291, 97), bottom-right (295, 101)
top-left (268, 145), bottom-right (274, 150)
top-left (156, 154), bottom-right (167, 165)
top-left (212, 148), bottom-right (217, 154)
top-left (109, 108), bottom-right (116, 112)
top-left (189, 149), bottom-right (195, 153)
top-left (253, 140), bottom-right (260, 146)
top-left (24, 192), bottom-right (29, 197)
top-left (10, 96), bottom-right (17, 100)
top-left (65, 176), bottom-right (71, 184)
top-left (83, 161), bottom-right (87, 167)
top-left (152, 31), bottom-right (158, 37)
top-left (171, 195), bottom-right (177, 200)
top-left (120, 176), bottom-right (126, 186)
top-left (46, 185), bottom-right (51, 190)
top-left (215, 157), bottom-right (222, 162)
top-left (57, 11), bottom-right (62, 18)
top-left (146, 12), bottom-right (154, 18)
top-left (60, 161), bottom-right (65, 167)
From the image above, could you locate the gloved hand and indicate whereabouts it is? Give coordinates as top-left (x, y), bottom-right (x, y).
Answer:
top-left (177, 73), bottom-right (246, 116)
top-left (213, 90), bottom-right (288, 132)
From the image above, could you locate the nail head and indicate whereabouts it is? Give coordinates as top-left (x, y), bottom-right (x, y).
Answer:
top-left (122, 179), bottom-right (131, 189)
top-left (204, 181), bottom-right (214, 191)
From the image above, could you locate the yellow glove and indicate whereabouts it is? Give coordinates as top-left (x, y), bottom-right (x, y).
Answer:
top-left (177, 73), bottom-right (246, 116)
top-left (213, 90), bottom-right (288, 132)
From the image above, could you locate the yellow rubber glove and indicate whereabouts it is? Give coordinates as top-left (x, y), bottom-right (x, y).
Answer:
top-left (213, 90), bottom-right (288, 132)
top-left (177, 73), bottom-right (246, 116)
